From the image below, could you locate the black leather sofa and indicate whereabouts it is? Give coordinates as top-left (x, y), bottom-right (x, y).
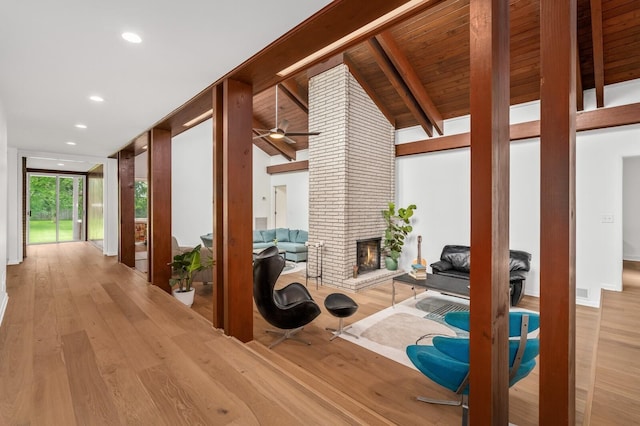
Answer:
top-left (430, 245), bottom-right (531, 306)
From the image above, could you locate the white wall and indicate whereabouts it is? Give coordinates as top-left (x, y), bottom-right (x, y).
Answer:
top-left (253, 145), bottom-right (271, 227)
top-left (0, 101), bottom-right (8, 325)
top-left (171, 119), bottom-right (214, 247)
top-left (268, 150), bottom-right (309, 231)
top-left (623, 156), bottom-right (640, 261)
top-left (396, 79), bottom-right (640, 308)
top-left (6, 148), bottom-right (19, 264)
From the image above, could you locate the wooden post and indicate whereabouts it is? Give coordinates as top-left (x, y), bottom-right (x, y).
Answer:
top-left (118, 148), bottom-right (135, 267)
top-left (221, 79), bottom-right (253, 342)
top-left (539, 0), bottom-right (577, 423)
top-left (149, 128), bottom-right (172, 293)
top-left (469, 0), bottom-right (511, 423)
top-left (212, 84), bottom-right (225, 329)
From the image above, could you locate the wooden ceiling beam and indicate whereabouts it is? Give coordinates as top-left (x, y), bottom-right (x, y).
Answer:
top-left (344, 55), bottom-right (396, 126)
top-left (590, 0), bottom-right (605, 107)
top-left (266, 160), bottom-right (309, 174)
top-left (278, 80), bottom-right (308, 114)
top-left (366, 38), bottom-right (434, 137)
top-left (252, 117), bottom-right (296, 161)
top-left (395, 102), bottom-right (640, 156)
top-left (376, 31), bottom-right (444, 135)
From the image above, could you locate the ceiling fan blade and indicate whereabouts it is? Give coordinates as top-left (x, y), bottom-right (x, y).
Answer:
top-left (283, 136), bottom-right (297, 144)
top-left (278, 118), bottom-right (289, 133)
top-left (285, 131), bottom-right (321, 136)
top-left (253, 133), bottom-right (271, 139)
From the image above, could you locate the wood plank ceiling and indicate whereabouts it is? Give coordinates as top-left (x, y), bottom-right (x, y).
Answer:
top-left (252, 0), bottom-right (640, 158)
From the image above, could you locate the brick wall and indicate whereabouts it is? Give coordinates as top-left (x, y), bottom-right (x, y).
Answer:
top-left (308, 64), bottom-right (395, 290)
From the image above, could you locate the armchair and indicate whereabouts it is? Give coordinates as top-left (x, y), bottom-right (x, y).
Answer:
top-left (253, 245), bottom-right (321, 348)
top-left (406, 311), bottom-right (540, 425)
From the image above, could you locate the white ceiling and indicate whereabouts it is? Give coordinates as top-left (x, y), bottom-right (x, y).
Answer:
top-left (0, 0), bottom-right (332, 172)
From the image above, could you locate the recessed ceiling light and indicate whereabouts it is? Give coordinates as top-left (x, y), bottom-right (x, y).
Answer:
top-left (57, 163), bottom-right (65, 166)
top-left (75, 123), bottom-right (87, 129)
top-left (89, 95), bottom-right (104, 102)
top-left (122, 32), bottom-right (142, 44)
top-left (142, 145), bottom-right (148, 150)
top-left (66, 141), bottom-right (76, 146)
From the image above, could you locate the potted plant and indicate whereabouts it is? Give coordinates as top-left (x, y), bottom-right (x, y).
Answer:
top-left (169, 244), bottom-right (213, 307)
top-left (381, 202), bottom-right (417, 270)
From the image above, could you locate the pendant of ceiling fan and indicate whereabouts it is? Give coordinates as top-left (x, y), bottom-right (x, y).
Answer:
top-left (253, 86), bottom-right (320, 144)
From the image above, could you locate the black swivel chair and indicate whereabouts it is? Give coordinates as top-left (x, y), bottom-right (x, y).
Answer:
top-left (253, 246), bottom-right (321, 348)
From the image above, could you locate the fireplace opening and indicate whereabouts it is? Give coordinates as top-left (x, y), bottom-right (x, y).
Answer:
top-left (356, 238), bottom-right (381, 275)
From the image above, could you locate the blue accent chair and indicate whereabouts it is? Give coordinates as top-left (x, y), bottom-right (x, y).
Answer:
top-left (406, 311), bottom-right (540, 425)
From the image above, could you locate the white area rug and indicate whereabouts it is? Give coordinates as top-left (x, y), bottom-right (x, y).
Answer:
top-left (340, 291), bottom-right (470, 369)
top-left (340, 291), bottom-right (537, 370)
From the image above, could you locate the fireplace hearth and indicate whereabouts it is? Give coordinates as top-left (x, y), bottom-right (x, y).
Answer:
top-left (356, 238), bottom-right (381, 274)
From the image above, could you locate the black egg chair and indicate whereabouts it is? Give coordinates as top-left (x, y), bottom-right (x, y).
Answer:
top-left (253, 245), bottom-right (321, 348)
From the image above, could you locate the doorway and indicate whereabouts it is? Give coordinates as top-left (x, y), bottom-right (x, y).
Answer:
top-left (274, 185), bottom-right (287, 228)
top-left (27, 173), bottom-right (85, 244)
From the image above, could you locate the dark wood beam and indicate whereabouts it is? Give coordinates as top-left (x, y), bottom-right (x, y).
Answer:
top-left (395, 102), bottom-right (640, 156)
top-left (366, 38), bottom-right (434, 137)
top-left (576, 41), bottom-right (584, 111)
top-left (266, 160), bottom-right (309, 174)
top-left (278, 80), bottom-right (308, 114)
top-left (222, 79), bottom-right (254, 342)
top-left (117, 148), bottom-right (135, 268)
top-left (212, 85), bottom-right (224, 329)
top-left (590, 0), bottom-right (605, 108)
top-left (376, 31), bottom-right (444, 135)
top-left (252, 118), bottom-right (296, 161)
top-left (539, 0), bottom-right (577, 423)
top-left (344, 55), bottom-right (396, 126)
top-left (148, 128), bottom-right (172, 293)
top-left (469, 0), bottom-right (511, 422)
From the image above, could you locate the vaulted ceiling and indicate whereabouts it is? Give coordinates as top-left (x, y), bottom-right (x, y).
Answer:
top-left (252, 0), bottom-right (640, 158)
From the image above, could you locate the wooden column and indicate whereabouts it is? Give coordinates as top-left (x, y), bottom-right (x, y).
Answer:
top-left (149, 128), bottom-right (172, 293)
top-left (469, 0), bottom-right (511, 423)
top-left (539, 0), bottom-right (577, 423)
top-left (118, 148), bottom-right (135, 267)
top-left (212, 84), bottom-right (225, 328)
top-left (220, 79), bottom-right (253, 342)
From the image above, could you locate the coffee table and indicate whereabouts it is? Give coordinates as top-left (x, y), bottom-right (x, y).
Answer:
top-left (392, 273), bottom-right (470, 306)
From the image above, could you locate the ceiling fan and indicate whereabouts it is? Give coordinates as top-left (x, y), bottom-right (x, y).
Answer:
top-left (253, 86), bottom-right (320, 144)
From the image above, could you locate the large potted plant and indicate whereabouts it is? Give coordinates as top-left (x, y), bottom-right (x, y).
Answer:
top-left (382, 202), bottom-right (417, 270)
top-left (169, 244), bottom-right (213, 307)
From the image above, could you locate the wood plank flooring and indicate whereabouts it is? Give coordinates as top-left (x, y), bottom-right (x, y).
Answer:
top-left (1, 243), bottom-right (638, 424)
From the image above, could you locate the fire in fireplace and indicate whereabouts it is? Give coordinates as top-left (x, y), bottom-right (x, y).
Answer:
top-left (356, 238), bottom-right (381, 274)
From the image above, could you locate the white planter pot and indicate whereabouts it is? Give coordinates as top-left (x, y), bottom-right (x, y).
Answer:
top-left (172, 288), bottom-right (195, 307)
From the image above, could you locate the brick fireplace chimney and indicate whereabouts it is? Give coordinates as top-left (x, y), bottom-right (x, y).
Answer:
top-left (307, 63), bottom-right (396, 290)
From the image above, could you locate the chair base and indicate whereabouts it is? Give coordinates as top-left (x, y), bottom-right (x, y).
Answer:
top-left (265, 327), bottom-right (310, 349)
top-left (416, 394), bottom-right (468, 426)
top-left (326, 317), bottom-right (359, 341)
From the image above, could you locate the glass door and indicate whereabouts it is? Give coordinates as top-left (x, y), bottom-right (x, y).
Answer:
top-left (28, 173), bottom-right (85, 244)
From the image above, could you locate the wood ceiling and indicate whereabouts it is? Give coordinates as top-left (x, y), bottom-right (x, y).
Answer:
top-left (252, 0), bottom-right (640, 158)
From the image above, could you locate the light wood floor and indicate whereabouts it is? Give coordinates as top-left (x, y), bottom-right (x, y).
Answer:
top-left (1, 243), bottom-right (637, 425)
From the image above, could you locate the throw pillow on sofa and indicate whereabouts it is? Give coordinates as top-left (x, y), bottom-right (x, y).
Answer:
top-left (261, 229), bottom-right (276, 243)
top-left (288, 229), bottom-right (299, 242)
top-left (253, 230), bottom-right (263, 243)
top-left (276, 228), bottom-right (290, 242)
top-left (295, 230), bottom-right (308, 244)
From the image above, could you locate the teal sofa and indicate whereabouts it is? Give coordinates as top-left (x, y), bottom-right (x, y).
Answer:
top-left (253, 228), bottom-right (308, 262)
